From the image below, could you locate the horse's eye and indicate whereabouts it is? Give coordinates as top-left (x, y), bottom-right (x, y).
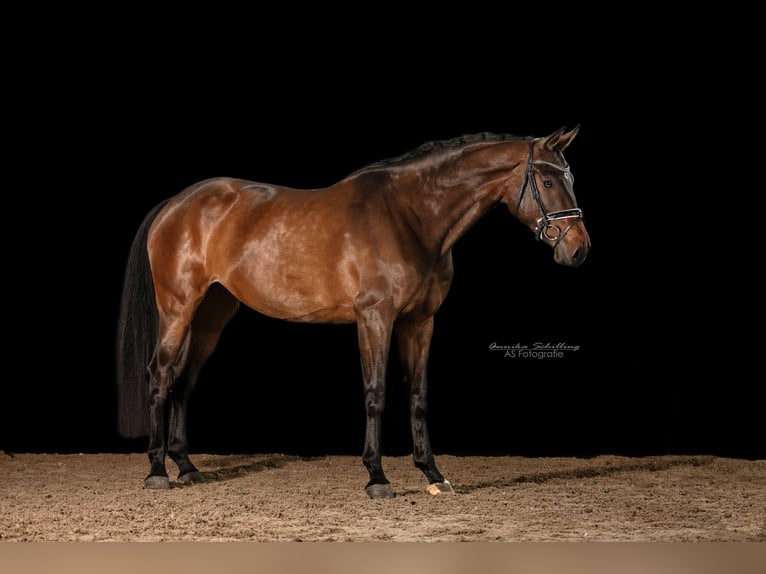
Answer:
top-left (543, 180), bottom-right (553, 188)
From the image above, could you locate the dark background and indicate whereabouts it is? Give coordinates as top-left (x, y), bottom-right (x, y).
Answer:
top-left (4, 19), bottom-right (759, 461)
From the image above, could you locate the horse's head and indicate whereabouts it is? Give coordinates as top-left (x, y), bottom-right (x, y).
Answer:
top-left (505, 126), bottom-right (590, 267)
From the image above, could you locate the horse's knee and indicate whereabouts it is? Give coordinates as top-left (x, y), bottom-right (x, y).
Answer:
top-left (364, 389), bottom-right (385, 416)
top-left (410, 394), bottom-right (427, 418)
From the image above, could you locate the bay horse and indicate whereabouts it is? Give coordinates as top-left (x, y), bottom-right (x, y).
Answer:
top-left (116, 126), bottom-right (590, 498)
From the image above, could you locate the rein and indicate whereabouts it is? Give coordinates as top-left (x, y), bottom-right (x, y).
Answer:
top-left (516, 138), bottom-right (583, 246)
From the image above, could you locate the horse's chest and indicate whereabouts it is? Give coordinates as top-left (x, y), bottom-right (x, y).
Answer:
top-left (395, 262), bottom-right (452, 318)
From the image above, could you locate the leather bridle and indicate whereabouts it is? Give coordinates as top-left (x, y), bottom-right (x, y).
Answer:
top-left (517, 138), bottom-right (583, 246)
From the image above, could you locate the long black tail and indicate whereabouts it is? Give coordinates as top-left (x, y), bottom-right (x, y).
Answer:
top-left (115, 200), bottom-right (169, 438)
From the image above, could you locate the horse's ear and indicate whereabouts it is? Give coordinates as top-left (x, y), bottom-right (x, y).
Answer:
top-left (543, 124), bottom-right (580, 151)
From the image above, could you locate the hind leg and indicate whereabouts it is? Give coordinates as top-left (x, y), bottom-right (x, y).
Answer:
top-left (145, 314), bottom-right (191, 490)
top-left (167, 284), bottom-right (240, 483)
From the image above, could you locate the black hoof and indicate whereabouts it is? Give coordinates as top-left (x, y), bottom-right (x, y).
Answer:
top-left (366, 483), bottom-right (395, 499)
top-left (144, 475), bottom-right (171, 490)
top-left (178, 470), bottom-right (205, 484)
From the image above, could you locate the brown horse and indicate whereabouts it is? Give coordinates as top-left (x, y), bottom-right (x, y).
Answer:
top-left (116, 126), bottom-right (590, 498)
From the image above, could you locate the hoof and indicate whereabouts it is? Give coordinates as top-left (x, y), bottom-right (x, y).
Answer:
top-left (144, 475), bottom-right (171, 490)
top-left (366, 483), bottom-right (396, 499)
top-left (178, 470), bottom-right (205, 484)
top-left (426, 481), bottom-right (455, 495)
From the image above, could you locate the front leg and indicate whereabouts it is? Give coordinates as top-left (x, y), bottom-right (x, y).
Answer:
top-left (396, 316), bottom-right (453, 495)
top-left (355, 295), bottom-right (396, 499)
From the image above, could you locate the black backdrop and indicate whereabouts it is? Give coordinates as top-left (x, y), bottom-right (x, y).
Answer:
top-left (4, 23), bottom-right (760, 461)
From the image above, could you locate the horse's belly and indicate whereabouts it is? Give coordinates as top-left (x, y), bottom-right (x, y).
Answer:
top-left (216, 247), bottom-right (359, 323)
top-left (247, 297), bottom-right (357, 323)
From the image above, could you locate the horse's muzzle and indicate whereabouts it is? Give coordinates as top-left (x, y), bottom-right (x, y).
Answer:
top-left (553, 225), bottom-right (590, 267)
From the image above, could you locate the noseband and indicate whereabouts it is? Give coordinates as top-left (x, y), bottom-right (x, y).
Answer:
top-left (517, 138), bottom-right (583, 246)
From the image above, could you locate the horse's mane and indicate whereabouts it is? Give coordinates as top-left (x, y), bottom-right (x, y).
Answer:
top-left (353, 132), bottom-right (528, 174)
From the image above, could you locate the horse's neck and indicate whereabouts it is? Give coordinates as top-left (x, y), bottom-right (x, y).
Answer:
top-left (411, 148), bottom-right (527, 257)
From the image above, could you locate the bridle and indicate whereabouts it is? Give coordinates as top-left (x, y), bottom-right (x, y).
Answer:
top-left (516, 138), bottom-right (583, 246)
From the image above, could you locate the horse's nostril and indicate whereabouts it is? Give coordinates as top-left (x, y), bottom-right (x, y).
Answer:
top-left (571, 247), bottom-right (585, 265)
